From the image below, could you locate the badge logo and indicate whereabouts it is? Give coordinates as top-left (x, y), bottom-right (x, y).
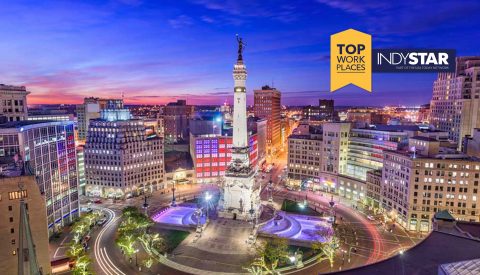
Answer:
top-left (330, 29), bottom-right (372, 92)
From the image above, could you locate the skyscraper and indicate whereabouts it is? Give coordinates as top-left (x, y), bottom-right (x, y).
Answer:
top-left (0, 84), bottom-right (29, 122)
top-left (254, 85), bottom-right (281, 157)
top-left (84, 107), bottom-right (164, 198)
top-left (0, 120), bottom-right (79, 236)
top-left (430, 57), bottom-right (480, 149)
top-left (219, 36), bottom-right (260, 220)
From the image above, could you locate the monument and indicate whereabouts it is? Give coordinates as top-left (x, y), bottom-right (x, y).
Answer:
top-left (218, 35), bottom-right (261, 220)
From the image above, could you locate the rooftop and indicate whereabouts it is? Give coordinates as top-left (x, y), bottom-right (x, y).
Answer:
top-left (434, 210), bottom-right (456, 221)
top-left (337, 231), bottom-right (480, 275)
top-left (410, 136), bottom-right (439, 142)
top-left (0, 120), bottom-right (71, 129)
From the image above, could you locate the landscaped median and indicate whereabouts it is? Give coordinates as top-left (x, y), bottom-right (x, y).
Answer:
top-left (67, 211), bottom-right (102, 275)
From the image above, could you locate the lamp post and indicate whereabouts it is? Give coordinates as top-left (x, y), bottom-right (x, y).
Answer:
top-left (268, 179), bottom-right (273, 203)
top-left (329, 195), bottom-right (336, 225)
top-left (143, 195), bottom-right (149, 216)
top-left (171, 180), bottom-right (177, 207)
top-left (135, 249), bottom-right (139, 267)
top-left (205, 191), bottom-right (212, 221)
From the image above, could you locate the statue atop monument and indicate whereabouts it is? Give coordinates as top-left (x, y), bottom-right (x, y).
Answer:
top-left (236, 34), bottom-right (245, 61)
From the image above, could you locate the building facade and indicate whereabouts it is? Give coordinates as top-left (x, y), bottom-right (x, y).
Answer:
top-left (191, 133), bottom-right (258, 184)
top-left (0, 84), bottom-right (29, 122)
top-left (76, 98), bottom-right (123, 143)
top-left (76, 145), bottom-right (86, 195)
top-left (382, 146), bottom-right (480, 232)
top-left (254, 85), bottom-right (281, 157)
top-left (163, 99), bottom-right (194, 143)
top-left (346, 128), bottom-right (409, 180)
top-left (319, 99), bottom-right (334, 121)
top-left (287, 126), bottom-right (323, 187)
top-left (0, 120), bottom-right (79, 235)
top-left (430, 57), bottom-right (480, 148)
top-left (0, 176), bottom-right (51, 275)
top-left (84, 108), bottom-right (164, 198)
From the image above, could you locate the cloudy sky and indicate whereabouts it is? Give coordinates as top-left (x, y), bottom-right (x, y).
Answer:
top-left (1, 0), bottom-right (480, 106)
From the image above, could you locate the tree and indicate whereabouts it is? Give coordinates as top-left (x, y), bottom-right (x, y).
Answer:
top-left (142, 257), bottom-right (154, 270)
top-left (116, 233), bottom-right (137, 256)
top-left (261, 237), bottom-right (289, 266)
top-left (67, 242), bottom-right (84, 258)
top-left (312, 236), bottom-right (339, 268)
top-left (248, 237), bottom-right (289, 274)
top-left (72, 254), bottom-right (91, 275)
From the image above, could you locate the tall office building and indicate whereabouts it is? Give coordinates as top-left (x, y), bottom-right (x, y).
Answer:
top-left (163, 99), bottom-right (195, 143)
top-left (76, 97), bottom-right (123, 143)
top-left (0, 84), bottom-right (29, 122)
top-left (254, 85), bottom-right (281, 157)
top-left (0, 176), bottom-right (51, 275)
top-left (430, 57), bottom-right (480, 149)
top-left (0, 120), bottom-right (79, 235)
top-left (319, 99), bottom-right (335, 121)
top-left (84, 108), bottom-right (164, 198)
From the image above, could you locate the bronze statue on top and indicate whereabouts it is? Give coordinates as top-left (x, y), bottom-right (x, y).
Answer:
top-left (236, 34), bottom-right (245, 61)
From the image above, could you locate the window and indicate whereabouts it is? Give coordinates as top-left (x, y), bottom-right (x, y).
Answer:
top-left (8, 190), bottom-right (27, 200)
top-left (10, 228), bottom-right (14, 234)
top-left (8, 206), bottom-right (12, 211)
top-left (9, 217), bottom-right (13, 222)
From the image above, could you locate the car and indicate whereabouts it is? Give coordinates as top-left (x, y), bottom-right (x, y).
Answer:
top-left (97, 218), bottom-right (107, 226)
top-left (367, 215), bottom-right (375, 221)
top-left (83, 235), bottom-right (91, 243)
top-left (93, 199), bottom-right (102, 204)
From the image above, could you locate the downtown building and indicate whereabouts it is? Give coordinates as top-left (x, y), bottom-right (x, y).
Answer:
top-left (0, 84), bottom-right (29, 122)
top-left (0, 176), bottom-right (51, 275)
top-left (190, 132), bottom-right (259, 184)
top-left (430, 56), bottom-right (480, 149)
top-left (163, 99), bottom-right (195, 143)
top-left (76, 97), bottom-right (123, 143)
top-left (302, 99), bottom-right (335, 122)
top-left (0, 120), bottom-right (79, 235)
top-left (254, 85), bottom-right (281, 157)
top-left (382, 137), bottom-right (480, 232)
top-left (84, 107), bottom-right (164, 198)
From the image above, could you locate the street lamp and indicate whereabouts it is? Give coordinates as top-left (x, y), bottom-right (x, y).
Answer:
top-left (205, 192), bottom-right (212, 220)
top-left (329, 195), bottom-right (336, 225)
top-left (135, 249), bottom-right (139, 266)
top-left (143, 195), bottom-right (149, 216)
top-left (171, 180), bottom-right (177, 207)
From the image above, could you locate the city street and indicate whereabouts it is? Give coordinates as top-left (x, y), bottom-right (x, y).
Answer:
top-left (70, 158), bottom-right (423, 275)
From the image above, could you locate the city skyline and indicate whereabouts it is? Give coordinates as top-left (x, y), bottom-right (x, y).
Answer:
top-left (2, 0), bottom-right (480, 106)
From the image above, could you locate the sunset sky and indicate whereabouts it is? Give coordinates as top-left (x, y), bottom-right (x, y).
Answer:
top-left (2, 0), bottom-right (480, 106)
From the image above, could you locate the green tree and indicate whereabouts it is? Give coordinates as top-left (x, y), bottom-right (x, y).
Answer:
top-left (67, 242), bottom-right (84, 258)
top-left (312, 236), bottom-right (339, 268)
top-left (261, 237), bottom-right (289, 266)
